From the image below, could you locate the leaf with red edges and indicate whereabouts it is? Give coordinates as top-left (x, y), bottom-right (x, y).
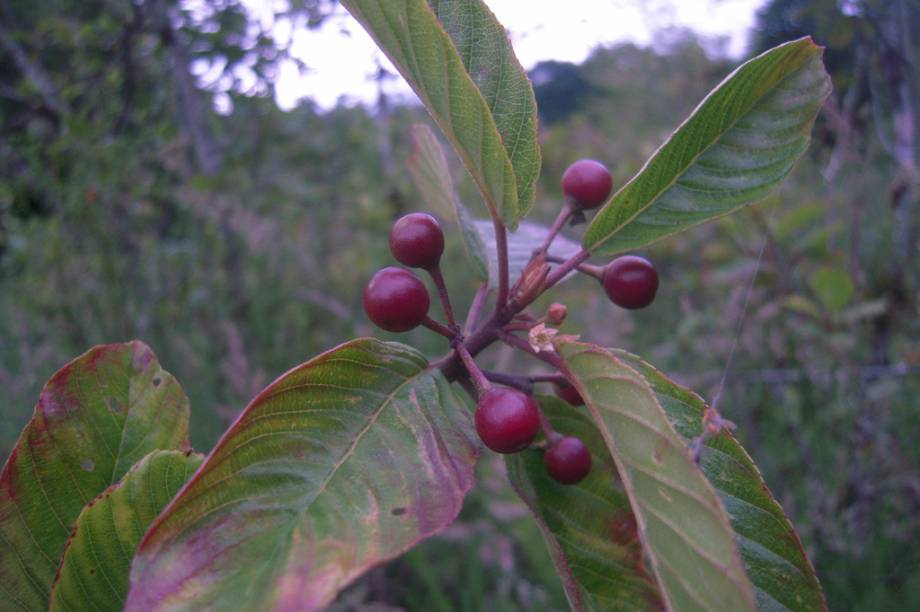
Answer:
top-left (0, 341), bottom-right (190, 611)
top-left (126, 338), bottom-right (478, 611)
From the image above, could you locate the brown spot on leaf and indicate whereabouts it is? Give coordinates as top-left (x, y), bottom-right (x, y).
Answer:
top-left (106, 397), bottom-right (122, 414)
top-left (609, 509), bottom-right (638, 546)
top-left (391, 507), bottom-right (407, 516)
top-left (152, 377), bottom-right (162, 387)
top-left (653, 436), bottom-right (668, 464)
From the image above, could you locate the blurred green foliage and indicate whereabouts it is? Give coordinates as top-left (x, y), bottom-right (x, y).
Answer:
top-left (1, 0), bottom-right (918, 610)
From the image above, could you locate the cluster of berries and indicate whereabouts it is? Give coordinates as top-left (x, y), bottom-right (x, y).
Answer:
top-left (362, 159), bottom-right (659, 485)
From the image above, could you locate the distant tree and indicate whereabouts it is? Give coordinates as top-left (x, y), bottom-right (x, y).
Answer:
top-left (530, 60), bottom-right (594, 125)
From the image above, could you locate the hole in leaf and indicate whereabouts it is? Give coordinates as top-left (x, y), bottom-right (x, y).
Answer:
top-left (152, 377), bottom-right (162, 387)
top-left (106, 397), bottom-right (122, 414)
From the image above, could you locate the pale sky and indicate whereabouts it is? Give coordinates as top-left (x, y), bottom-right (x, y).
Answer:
top-left (235, 0), bottom-right (768, 111)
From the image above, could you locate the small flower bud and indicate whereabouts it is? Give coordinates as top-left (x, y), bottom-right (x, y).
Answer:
top-left (547, 302), bottom-right (567, 325)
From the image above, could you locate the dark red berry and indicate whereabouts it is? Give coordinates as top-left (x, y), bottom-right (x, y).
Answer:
top-left (545, 436), bottom-right (592, 485)
top-left (561, 159), bottom-right (613, 209)
top-left (475, 388), bottom-right (541, 454)
top-left (363, 267), bottom-right (430, 332)
top-left (602, 255), bottom-right (659, 310)
top-left (554, 382), bottom-right (584, 406)
top-left (389, 212), bottom-right (445, 269)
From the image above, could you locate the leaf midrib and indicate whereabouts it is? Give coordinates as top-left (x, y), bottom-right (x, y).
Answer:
top-left (566, 346), bottom-right (753, 610)
top-left (586, 43), bottom-right (812, 251)
top-left (182, 361), bottom-right (431, 604)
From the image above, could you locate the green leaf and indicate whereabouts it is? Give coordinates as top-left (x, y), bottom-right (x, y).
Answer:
top-left (506, 396), bottom-right (664, 611)
top-left (49, 450), bottom-right (204, 611)
top-left (407, 123), bottom-right (489, 281)
top-left (126, 338), bottom-right (478, 611)
top-left (340, 0), bottom-right (522, 227)
top-left (558, 341), bottom-right (756, 611)
top-left (808, 267), bottom-right (853, 313)
top-left (473, 219), bottom-right (581, 289)
top-left (427, 0), bottom-right (541, 217)
top-left (0, 341), bottom-right (190, 611)
top-left (615, 350), bottom-right (827, 611)
top-left (583, 37), bottom-right (832, 255)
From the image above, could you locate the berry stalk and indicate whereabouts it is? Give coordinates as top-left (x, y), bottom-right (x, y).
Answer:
top-left (534, 202), bottom-right (574, 257)
top-left (421, 316), bottom-right (457, 340)
top-left (427, 265), bottom-right (457, 327)
top-left (464, 282), bottom-right (490, 336)
top-left (492, 218), bottom-right (510, 311)
top-left (481, 370), bottom-right (534, 394)
top-left (455, 342), bottom-right (490, 396)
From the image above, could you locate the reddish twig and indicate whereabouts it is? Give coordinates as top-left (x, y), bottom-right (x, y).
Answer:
top-left (422, 316), bottom-right (458, 340)
top-left (535, 202), bottom-right (574, 257)
top-left (427, 265), bottom-right (457, 327)
top-left (456, 342), bottom-right (490, 396)
top-left (464, 282), bottom-right (490, 336)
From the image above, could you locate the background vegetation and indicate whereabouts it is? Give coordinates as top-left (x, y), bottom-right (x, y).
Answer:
top-left (1, 0), bottom-right (918, 609)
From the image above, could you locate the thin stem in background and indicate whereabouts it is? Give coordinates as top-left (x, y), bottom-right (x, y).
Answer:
top-left (710, 202), bottom-right (777, 412)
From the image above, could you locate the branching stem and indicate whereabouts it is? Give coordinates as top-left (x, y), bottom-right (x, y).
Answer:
top-left (434, 247), bottom-right (592, 385)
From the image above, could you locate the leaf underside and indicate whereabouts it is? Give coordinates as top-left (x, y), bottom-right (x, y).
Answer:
top-left (49, 450), bottom-right (204, 611)
top-left (407, 123), bottom-right (490, 281)
top-left (614, 350), bottom-right (827, 611)
top-left (559, 342), bottom-right (756, 612)
top-left (427, 0), bottom-right (541, 217)
top-left (126, 338), bottom-right (479, 612)
top-left (0, 341), bottom-right (190, 611)
top-left (583, 37), bottom-right (832, 255)
top-left (506, 396), bottom-right (664, 611)
top-left (340, 0), bottom-right (530, 227)
top-left (473, 219), bottom-right (581, 289)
